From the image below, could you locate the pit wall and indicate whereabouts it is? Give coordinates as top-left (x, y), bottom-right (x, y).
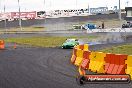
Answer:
top-left (71, 44), bottom-right (132, 79)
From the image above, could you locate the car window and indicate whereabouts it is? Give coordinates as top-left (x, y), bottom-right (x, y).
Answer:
top-left (75, 39), bottom-right (78, 41)
top-left (66, 39), bottom-right (75, 42)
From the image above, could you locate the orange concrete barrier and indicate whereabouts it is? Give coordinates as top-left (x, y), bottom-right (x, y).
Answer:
top-left (71, 48), bottom-right (77, 64)
top-left (84, 44), bottom-right (89, 51)
top-left (78, 66), bottom-right (86, 76)
top-left (79, 45), bottom-right (84, 50)
top-left (95, 52), bottom-right (106, 73)
top-left (70, 44), bottom-right (132, 79)
top-left (104, 53), bottom-right (114, 73)
top-left (74, 49), bottom-right (83, 66)
top-left (125, 55), bottom-right (132, 79)
top-left (0, 40), bottom-right (5, 49)
top-left (13, 43), bottom-right (17, 49)
top-left (74, 45), bottom-right (79, 49)
top-left (89, 52), bottom-right (106, 73)
top-left (116, 55), bottom-right (127, 74)
top-left (78, 44), bottom-right (89, 50)
top-left (80, 51), bottom-right (91, 69)
top-left (105, 54), bottom-right (127, 74)
top-left (88, 52), bottom-right (96, 72)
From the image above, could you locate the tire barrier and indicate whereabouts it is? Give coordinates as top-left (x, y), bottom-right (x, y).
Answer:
top-left (71, 44), bottom-right (132, 79)
top-left (0, 40), bottom-right (5, 49)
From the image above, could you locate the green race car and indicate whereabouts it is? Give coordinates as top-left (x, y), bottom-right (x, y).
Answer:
top-left (62, 39), bottom-right (79, 49)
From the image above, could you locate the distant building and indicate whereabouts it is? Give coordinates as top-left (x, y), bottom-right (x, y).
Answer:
top-left (37, 11), bottom-right (46, 18)
top-left (124, 7), bottom-right (132, 21)
top-left (11, 11), bottom-right (37, 20)
top-left (90, 7), bottom-right (109, 15)
top-left (45, 9), bottom-right (89, 18)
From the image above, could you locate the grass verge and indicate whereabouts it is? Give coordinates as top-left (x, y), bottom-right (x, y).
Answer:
top-left (0, 26), bottom-right (45, 34)
top-left (98, 44), bottom-right (132, 55)
top-left (5, 36), bottom-right (97, 47)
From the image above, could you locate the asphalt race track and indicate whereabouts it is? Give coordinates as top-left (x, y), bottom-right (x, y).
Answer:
top-left (0, 32), bottom-right (132, 88)
top-left (0, 45), bottom-right (132, 88)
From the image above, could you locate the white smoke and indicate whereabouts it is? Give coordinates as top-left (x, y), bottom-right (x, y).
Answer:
top-left (79, 33), bottom-right (126, 45)
top-left (99, 33), bottom-right (125, 43)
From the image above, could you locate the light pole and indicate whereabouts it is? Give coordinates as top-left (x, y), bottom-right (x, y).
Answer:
top-left (88, 4), bottom-right (90, 15)
top-left (4, 2), bottom-right (6, 30)
top-left (119, 0), bottom-right (121, 21)
top-left (3, 0), bottom-right (7, 32)
top-left (43, 0), bottom-right (45, 11)
top-left (76, 0), bottom-right (77, 9)
top-left (44, 0), bottom-right (46, 30)
top-left (18, 0), bottom-right (22, 30)
top-left (0, 0), bottom-right (1, 13)
top-left (126, 0), bottom-right (129, 7)
top-left (44, 0), bottom-right (46, 17)
top-left (75, 0), bottom-right (78, 15)
top-left (118, 0), bottom-right (122, 29)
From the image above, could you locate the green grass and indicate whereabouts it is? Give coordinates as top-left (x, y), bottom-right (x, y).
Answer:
top-left (5, 36), bottom-right (97, 47)
top-left (4, 36), bottom-right (132, 55)
top-left (98, 44), bottom-right (132, 55)
top-left (0, 26), bottom-right (46, 34)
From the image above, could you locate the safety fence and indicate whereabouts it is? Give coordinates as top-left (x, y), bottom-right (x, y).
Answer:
top-left (71, 44), bottom-right (132, 79)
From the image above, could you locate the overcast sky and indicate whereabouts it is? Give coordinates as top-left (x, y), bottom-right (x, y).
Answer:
top-left (0, 0), bottom-right (131, 12)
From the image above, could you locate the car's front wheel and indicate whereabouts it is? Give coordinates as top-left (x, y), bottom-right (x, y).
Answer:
top-left (62, 46), bottom-right (65, 49)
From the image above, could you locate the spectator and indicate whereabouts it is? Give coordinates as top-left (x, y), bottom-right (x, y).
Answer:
top-left (102, 22), bottom-right (104, 29)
